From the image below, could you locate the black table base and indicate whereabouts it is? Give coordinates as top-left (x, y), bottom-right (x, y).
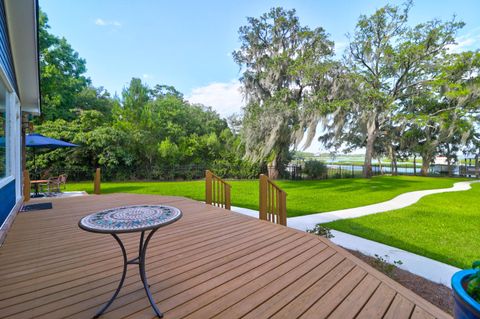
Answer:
top-left (93, 229), bottom-right (162, 318)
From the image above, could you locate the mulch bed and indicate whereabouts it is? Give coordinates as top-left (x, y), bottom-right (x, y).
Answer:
top-left (347, 249), bottom-right (454, 315)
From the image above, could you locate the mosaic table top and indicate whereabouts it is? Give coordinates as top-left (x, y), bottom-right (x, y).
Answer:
top-left (79, 205), bottom-right (182, 233)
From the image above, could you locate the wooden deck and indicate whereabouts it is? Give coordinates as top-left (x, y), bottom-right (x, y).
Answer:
top-left (0, 194), bottom-right (451, 319)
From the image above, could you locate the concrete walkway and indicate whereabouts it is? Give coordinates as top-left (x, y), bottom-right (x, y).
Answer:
top-left (287, 180), bottom-right (479, 232)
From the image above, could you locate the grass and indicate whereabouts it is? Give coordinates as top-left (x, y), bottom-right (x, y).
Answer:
top-left (325, 182), bottom-right (480, 268)
top-left (66, 175), bottom-right (465, 218)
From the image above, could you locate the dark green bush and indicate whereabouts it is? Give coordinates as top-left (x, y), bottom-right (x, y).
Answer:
top-left (303, 160), bottom-right (327, 179)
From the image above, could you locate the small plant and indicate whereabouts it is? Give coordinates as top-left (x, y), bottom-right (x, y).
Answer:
top-left (303, 160), bottom-right (327, 179)
top-left (466, 261), bottom-right (480, 303)
top-left (372, 254), bottom-right (403, 277)
top-left (307, 224), bottom-right (334, 239)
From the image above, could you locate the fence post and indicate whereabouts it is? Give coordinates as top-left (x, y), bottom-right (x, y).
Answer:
top-left (23, 170), bottom-right (30, 202)
top-left (93, 168), bottom-right (101, 195)
top-left (259, 174), bottom-right (268, 221)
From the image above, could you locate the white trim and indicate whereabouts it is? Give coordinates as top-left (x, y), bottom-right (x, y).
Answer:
top-left (0, 175), bottom-right (14, 189)
top-left (0, 62), bottom-right (14, 93)
top-left (0, 195), bottom-right (23, 246)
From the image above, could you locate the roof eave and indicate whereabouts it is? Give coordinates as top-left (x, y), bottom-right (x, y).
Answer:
top-left (4, 0), bottom-right (40, 115)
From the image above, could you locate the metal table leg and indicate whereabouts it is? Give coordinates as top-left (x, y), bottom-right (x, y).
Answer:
top-left (93, 229), bottom-right (162, 318)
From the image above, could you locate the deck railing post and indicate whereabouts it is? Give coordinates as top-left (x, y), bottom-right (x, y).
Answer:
top-left (225, 185), bottom-right (231, 210)
top-left (94, 168), bottom-right (101, 195)
top-left (280, 190), bottom-right (287, 226)
top-left (23, 170), bottom-right (30, 202)
top-left (205, 170), bottom-right (212, 205)
top-left (205, 170), bottom-right (231, 210)
top-left (259, 174), bottom-right (286, 226)
top-left (259, 174), bottom-right (268, 221)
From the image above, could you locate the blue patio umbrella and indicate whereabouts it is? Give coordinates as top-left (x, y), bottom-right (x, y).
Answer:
top-left (26, 133), bottom-right (78, 178)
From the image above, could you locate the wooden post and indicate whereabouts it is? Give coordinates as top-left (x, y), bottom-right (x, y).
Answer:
top-left (280, 191), bottom-right (287, 226)
top-left (205, 170), bottom-right (212, 205)
top-left (23, 170), bottom-right (30, 202)
top-left (225, 185), bottom-right (231, 210)
top-left (93, 168), bottom-right (101, 195)
top-left (259, 174), bottom-right (268, 221)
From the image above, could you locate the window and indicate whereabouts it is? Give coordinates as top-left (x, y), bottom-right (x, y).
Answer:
top-left (0, 81), bottom-right (7, 179)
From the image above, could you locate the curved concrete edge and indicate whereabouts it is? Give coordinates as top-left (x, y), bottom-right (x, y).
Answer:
top-left (330, 230), bottom-right (460, 288)
top-left (287, 180), bottom-right (480, 231)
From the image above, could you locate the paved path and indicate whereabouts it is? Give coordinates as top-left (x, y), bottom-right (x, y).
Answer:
top-left (287, 180), bottom-right (479, 232)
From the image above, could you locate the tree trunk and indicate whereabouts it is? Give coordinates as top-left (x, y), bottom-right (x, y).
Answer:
top-left (413, 155), bottom-right (417, 176)
top-left (363, 120), bottom-right (377, 178)
top-left (475, 154), bottom-right (479, 178)
top-left (390, 146), bottom-right (398, 176)
top-left (421, 154), bottom-right (432, 176)
top-left (446, 144), bottom-right (452, 177)
top-left (377, 157), bottom-right (384, 175)
top-left (267, 156), bottom-right (280, 180)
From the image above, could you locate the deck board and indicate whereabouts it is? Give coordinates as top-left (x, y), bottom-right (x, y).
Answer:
top-left (0, 193), bottom-right (451, 319)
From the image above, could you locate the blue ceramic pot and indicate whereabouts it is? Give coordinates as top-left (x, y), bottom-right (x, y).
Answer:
top-left (452, 270), bottom-right (480, 319)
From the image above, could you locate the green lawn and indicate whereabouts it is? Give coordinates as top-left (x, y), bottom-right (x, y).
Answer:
top-left (325, 182), bottom-right (480, 268)
top-left (67, 176), bottom-right (465, 218)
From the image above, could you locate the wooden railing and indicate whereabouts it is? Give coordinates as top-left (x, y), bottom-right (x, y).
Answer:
top-left (205, 170), bottom-right (231, 210)
top-left (259, 174), bottom-right (287, 226)
top-left (23, 170), bottom-right (31, 202)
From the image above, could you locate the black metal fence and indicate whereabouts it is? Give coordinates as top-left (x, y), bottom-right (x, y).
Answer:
top-left (30, 161), bottom-right (479, 183)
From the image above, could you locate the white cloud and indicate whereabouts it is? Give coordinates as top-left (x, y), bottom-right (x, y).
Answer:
top-left (335, 41), bottom-right (347, 53)
top-left (448, 27), bottom-right (480, 53)
top-left (95, 18), bottom-right (122, 28)
top-left (142, 73), bottom-right (153, 80)
top-left (95, 18), bottom-right (106, 26)
top-left (187, 80), bottom-right (244, 118)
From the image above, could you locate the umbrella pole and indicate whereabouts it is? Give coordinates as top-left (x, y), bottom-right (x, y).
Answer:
top-left (33, 148), bottom-right (37, 180)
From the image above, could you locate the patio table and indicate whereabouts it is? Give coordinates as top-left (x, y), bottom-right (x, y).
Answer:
top-left (30, 179), bottom-right (49, 197)
top-left (79, 205), bottom-right (182, 318)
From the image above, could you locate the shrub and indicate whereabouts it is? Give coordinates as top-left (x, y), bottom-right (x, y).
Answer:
top-left (303, 160), bottom-right (327, 179)
top-left (307, 224), bottom-right (334, 239)
top-left (372, 254), bottom-right (403, 277)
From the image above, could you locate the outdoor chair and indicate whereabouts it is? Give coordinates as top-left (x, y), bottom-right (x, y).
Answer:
top-left (44, 176), bottom-right (61, 193)
top-left (58, 174), bottom-right (68, 190)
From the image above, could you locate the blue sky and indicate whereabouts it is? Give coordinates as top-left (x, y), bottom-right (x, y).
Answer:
top-left (41, 0), bottom-right (480, 119)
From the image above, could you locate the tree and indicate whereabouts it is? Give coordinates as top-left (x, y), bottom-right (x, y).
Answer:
top-left (38, 10), bottom-right (90, 121)
top-left (403, 50), bottom-right (480, 175)
top-left (234, 7), bottom-right (335, 179)
top-left (327, 1), bottom-right (463, 177)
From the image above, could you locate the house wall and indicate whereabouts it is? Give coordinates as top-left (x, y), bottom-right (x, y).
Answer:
top-left (0, 0), bottom-right (17, 92)
top-left (0, 0), bottom-right (22, 234)
top-left (0, 178), bottom-right (14, 224)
